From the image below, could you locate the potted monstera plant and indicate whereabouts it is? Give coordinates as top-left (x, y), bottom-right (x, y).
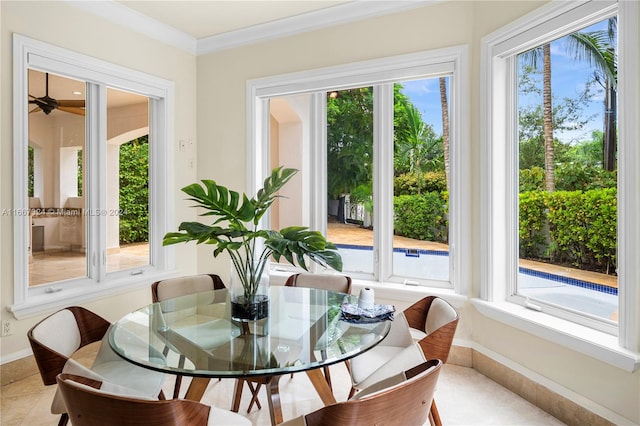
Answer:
top-left (163, 167), bottom-right (343, 321)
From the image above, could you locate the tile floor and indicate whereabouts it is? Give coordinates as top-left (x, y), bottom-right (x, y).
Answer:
top-left (1, 356), bottom-right (565, 426)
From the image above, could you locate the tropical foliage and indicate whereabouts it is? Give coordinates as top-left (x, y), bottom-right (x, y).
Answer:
top-left (520, 188), bottom-right (617, 274)
top-left (119, 137), bottom-right (149, 244)
top-left (163, 167), bottom-right (342, 300)
top-left (323, 19), bottom-right (617, 276)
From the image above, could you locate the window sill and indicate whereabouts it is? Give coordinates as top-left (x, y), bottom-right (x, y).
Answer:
top-left (471, 299), bottom-right (640, 372)
top-left (7, 270), bottom-right (179, 320)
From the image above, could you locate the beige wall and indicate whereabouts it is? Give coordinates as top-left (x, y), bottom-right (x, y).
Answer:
top-left (2, 1), bottom-right (639, 424)
top-left (195, 1), bottom-right (638, 424)
top-left (0, 2), bottom-right (199, 357)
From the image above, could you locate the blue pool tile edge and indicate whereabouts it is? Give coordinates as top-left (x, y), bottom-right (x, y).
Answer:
top-left (335, 244), bottom-right (617, 296)
top-left (518, 267), bottom-right (617, 296)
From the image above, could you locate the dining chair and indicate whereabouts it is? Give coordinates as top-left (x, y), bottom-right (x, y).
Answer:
top-left (150, 273), bottom-right (227, 398)
top-left (28, 306), bottom-right (166, 426)
top-left (151, 273), bottom-right (226, 303)
top-left (285, 273), bottom-right (353, 387)
top-left (57, 373), bottom-right (252, 426)
top-left (280, 359), bottom-right (442, 426)
top-left (348, 295), bottom-right (458, 426)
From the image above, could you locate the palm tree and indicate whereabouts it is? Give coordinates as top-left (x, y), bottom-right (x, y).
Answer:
top-left (521, 43), bottom-right (555, 191)
top-left (520, 18), bottom-right (618, 190)
top-left (395, 103), bottom-right (442, 177)
top-left (564, 18), bottom-right (617, 171)
top-left (439, 77), bottom-right (450, 191)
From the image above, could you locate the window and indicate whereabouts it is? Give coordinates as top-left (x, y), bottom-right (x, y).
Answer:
top-left (10, 35), bottom-right (174, 317)
top-left (250, 47), bottom-right (469, 293)
top-left (482, 0), bottom-right (640, 361)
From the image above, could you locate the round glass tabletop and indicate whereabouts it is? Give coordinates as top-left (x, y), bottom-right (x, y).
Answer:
top-left (109, 285), bottom-right (391, 379)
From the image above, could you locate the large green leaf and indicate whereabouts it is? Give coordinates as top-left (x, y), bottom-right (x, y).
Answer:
top-left (253, 167), bottom-right (297, 224)
top-left (163, 167), bottom-right (343, 288)
top-left (266, 226), bottom-right (342, 272)
top-left (182, 180), bottom-right (256, 227)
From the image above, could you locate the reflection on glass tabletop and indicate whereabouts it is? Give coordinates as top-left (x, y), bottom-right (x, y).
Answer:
top-left (109, 286), bottom-right (391, 378)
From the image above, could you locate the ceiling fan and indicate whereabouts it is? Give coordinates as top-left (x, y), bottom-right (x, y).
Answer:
top-left (29, 73), bottom-right (85, 116)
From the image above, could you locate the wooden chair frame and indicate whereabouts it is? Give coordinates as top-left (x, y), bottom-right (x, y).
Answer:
top-left (404, 296), bottom-right (459, 364)
top-left (28, 306), bottom-right (111, 387)
top-left (303, 359), bottom-right (442, 426)
top-left (57, 374), bottom-right (210, 426)
top-left (28, 306), bottom-right (112, 426)
top-left (398, 296), bottom-right (459, 425)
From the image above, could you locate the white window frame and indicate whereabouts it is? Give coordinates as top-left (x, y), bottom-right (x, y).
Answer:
top-left (247, 46), bottom-right (470, 297)
top-left (10, 34), bottom-right (176, 319)
top-left (479, 0), bottom-right (640, 371)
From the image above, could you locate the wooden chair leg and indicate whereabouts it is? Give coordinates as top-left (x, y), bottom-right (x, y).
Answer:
top-left (430, 399), bottom-right (442, 426)
top-left (322, 366), bottom-right (332, 390)
top-left (172, 354), bottom-right (186, 398)
top-left (172, 376), bottom-right (183, 399)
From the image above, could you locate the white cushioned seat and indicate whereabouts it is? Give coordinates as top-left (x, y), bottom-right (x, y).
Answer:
top-left (51, 359), bottom-right (158, 414)
top-left (51, 330), bottom-right (166, 415)
top-left (352, 343), bottom-right (426, 390)
top-left (349, 312), bottom-right (421, 388)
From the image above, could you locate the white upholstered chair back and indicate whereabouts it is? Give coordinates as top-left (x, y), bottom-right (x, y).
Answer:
top-left (152, 274), bottom-right (223, 301)
top-left (285, 273), bottom-right (352, 294)
top-left (425, 297), bottom-right (458, 334)
top-left (31, 309), bottom-right (81, 358)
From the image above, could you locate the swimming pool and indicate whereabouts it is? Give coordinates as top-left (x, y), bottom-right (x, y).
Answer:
top-left (336, 244), bottom-right (617, 321)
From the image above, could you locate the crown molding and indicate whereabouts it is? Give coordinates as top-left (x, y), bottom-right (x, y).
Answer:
top-left (196, 0), bottom-right (438, 55)
top-left (67, 0), bottom-right (436, 56)
top-left (66, 0), bottom-right (197, 54)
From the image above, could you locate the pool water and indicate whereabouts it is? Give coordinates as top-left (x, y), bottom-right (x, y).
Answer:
top-left (337, 245), bottom-right (617, 321)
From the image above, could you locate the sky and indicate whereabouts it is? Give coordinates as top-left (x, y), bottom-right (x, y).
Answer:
top-left (399, 20), bottom-right (612, 145)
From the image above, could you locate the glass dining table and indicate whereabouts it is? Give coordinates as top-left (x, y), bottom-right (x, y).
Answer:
top-left (108, 285), bottom-right (391, 425)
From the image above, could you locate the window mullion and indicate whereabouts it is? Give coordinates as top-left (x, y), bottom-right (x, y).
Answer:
top-left (373, 84), bottom-right (394, 282)
top-left (85, 83), bottom-right (107, 281)
top-left (310, 92), bottom-right (327, 235)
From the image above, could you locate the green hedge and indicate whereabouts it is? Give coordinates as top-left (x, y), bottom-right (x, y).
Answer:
top-left (518, 191), bottom-right (548, 259)
top-left (391, 186), bottom-right (615, 274)
top-left (520, 188), bottom-right (617, 274)
top-left (394, 171), bottom-right (447, 196)
top-left (393, 192), bottom-right (448, 243)
top-left (119, 137), bottom-right (149, 244)
top-left (519, 165), bottom-right (617, 192)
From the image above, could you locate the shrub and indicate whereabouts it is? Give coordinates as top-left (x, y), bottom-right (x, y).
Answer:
top-left (519, 191), bottom-right (548, 258)
top-left (394, 171), bottom-right (447, 195)
top-left (119, 137), bottom-right (149, 244)
top-left (554, 163), bottom-right (617, 191)
top-left (519, 165), bottom-right (617, 192)
top-left (519, 167), bottom-right (545, 192)
top-left (520, 188), bottom-right (617, 274)
top-left (393, 192), bottom-right (448, 243)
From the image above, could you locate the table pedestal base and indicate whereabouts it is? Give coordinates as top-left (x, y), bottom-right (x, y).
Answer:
top-left (185, 369), bottom-right (337, 426)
